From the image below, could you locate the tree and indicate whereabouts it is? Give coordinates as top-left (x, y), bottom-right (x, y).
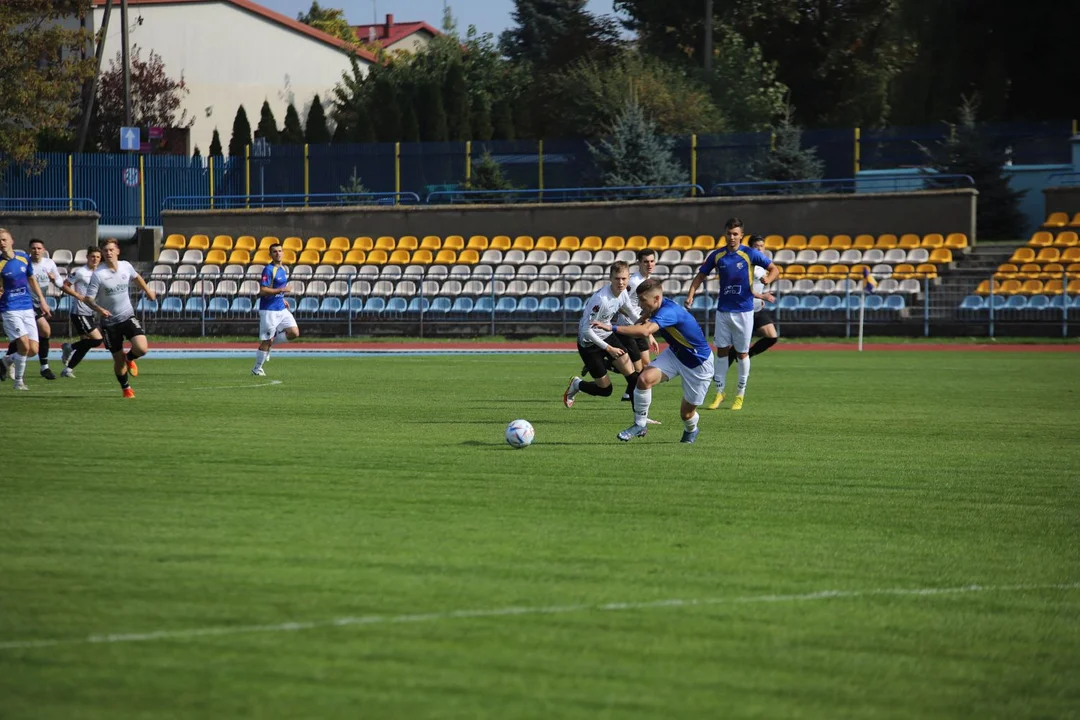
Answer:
top-left (0, 0), bottom-right (95, 165)
top-left (370, 75), bottom-right (402, 142)
top-left (305, 94), bottom-right (330, 144)
top-left (470, 97), bottom-right (494, 142)
top-left (228, 105), bottom-right (252, 157)
top-left (443, 62), bottom-right (470, 141)
top-left (919, 97), bottom-right (1026, 240)
top-left (467, 151), bottom-right (515, 195)
top-left (705, 27), bottom-right (786, 132)
top-left (91, 44), bottom-right (195, 152)
top-left (296, 1), bottom-right (357, 45)
top-left (746, 107), bottom-right (825, 187)
top-left (492, 99), bottom-right (515, 141)
top-left (501, 0), bottom-right (621, 72)
top-left (588, 101), bottom-right (685, 188)
top-left (257, 100), bottom-right (280, 144)
top-left (192, 145), bottom-right (201, 158)
top-left (281, 102), bottom-right (305, 144)
top-left (418, 81), bottom-right (448, 142)
top-left (353, 104), bottom-right (377, 143)
top-left (400, 92), bottom-right (421, 142)
top-left (209, 129), bottom-right (223, 157)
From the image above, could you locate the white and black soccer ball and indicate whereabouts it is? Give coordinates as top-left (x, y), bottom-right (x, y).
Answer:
top-left (505, 419), bottom-right (535, 449)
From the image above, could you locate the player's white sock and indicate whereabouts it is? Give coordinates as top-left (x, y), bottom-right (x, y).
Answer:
top-left (632, 387), bottom-right (652, 427)
top-left (683, 412), bottom-right (699, 432)
top-left (736, 355), bottom-right (750, 395)
top-left (253, 350), bottom-right (268, 370)
top-left (713, 357), bottom-right (727, 392)
top-left (13, 353), bottom-right (27, 382)
top-left (273, 331), bottom-right (290, 344)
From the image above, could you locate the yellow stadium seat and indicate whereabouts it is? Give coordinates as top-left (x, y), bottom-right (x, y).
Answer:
top-left (806, 264), bottom-right (828, 278)
top-left (466, 236), bottom-right (489, 250)
top-left (994, 263), bottom-right (1019, 280)
top-left (259, 236), bottom-right (280, 250)
top-left (784, 264), bottom-right (806, 277)
top-left (228, 249), bottom-right (251, 265)
top-left (974, 280), bottom-right (997, 295)
top-left (375, 236), bottom-right (396, 251)
top-left (808, 235), bottom-right (830, 251)
top-left (830, 234), bottom-right (852, 250)
top-left (763, 235), bottom-right (784, 252)
top-left (353, 237), bottom-right (374, 251)
top-left (876, 234), bottom-right (898, 249)
top-left (490, 236), bottom-right (511, 251)
top-left (646, 236), bottom-right (669, 250)
top-left (693, 235), bottom-right (715, 250)
top-left (625, 236), bottom-right (647, 250)
top-left (785, 235), bottom-right (807, 250)
top-left (1068, 263), bottom-right (1080, 277)
top-left (1017, 263), bottom-right (1042, 280)
top-left (164, 234), bottom-right (186, 250)
top-left (281, 249), bottom-right (297, 265)
top-left (557, 236), bottom-right (580, 251)
top-left (512, 236), bottom-right (534, 250)
top-left (1020, 279), bottom-right (1044, 295)
top-left (298, 250), bottom-right (321, 265)
top-left (1062, 247), bottom-right (1080, 263)
top-left (915, 263), bottom-right (938, 279)
top-left (365, 249), bottom-right (388, 265)
top-left (210, 235), bottom-right (233, 251)
top-left (603, 236), bottom-right (626, 250)
top-left (853, 234), bottom-right (875, 250)
top-left (1068, 279), bottom-right (1080, 293)
top-left (322, 250), bottom-right (343, 266)
top-left (534, 236), bottom-right (556, 251)
top-left (397, 236), bottom-right (418, 251)
top-left (944, 233), bottom-right (968, 250)
top-left (892, 263), bottom-right (915, 279)
top-left (235, 236), bottom-right (256, 252)
top-left (411, 250), bottom-right (433, 264)
top-left (344, 250), bottom-right (366, 265)
top-left (204, 249), bottom-right (227, 265)
top-left (928, 248), bottom-right (953, 265)
top-left (435, 250), bottom-right (457, 265)
top-left (1028, 231), bottom-right (1053, 247)
top-left (1036, 247), bottom-right (1061, 263)
top-left (898, 233), bottom-right (920, 250)
top-left (279, 237), bottom-right (300, 252)
top-left (187, 234), bottom-right (210, 251)
top-left (827, 264), bottom-right (849, 279)
top-left (420, 236), bottom-right (442, 251)
top-left (329, 237), bottom-right (350, 252)
top-left (921, 233), bottom-right (944, 249)
top-left (670, 236), bottom-right (692, 251)
top-left (999, 280), bottom-right (1021, 295)
top-left (582, 236), bottom-right (603, 251)
top-left (849, 264), bottom-right (870, 278)
top-left (1040, 263), bottom-right (1065, 280)
top-left (1054, 231), bottom-right (1079, 247)
top-left (1009, 247), bottom-right (1036, 264)
top-left (305, 237), bottom-right (326, 252)
top-left (444, 235), bottom-right (465, 251)
top-left (1044, 212), bottom-right (1069, 228)
top-left (252, 250), bottom-right (272, 265)
top-left (1043, 279), bottom-right (1064, 295)
top-left (1070, 213), bottom-right (1080, 227)
top-left (388, 250), bottom-right (411, 264)
top-left (458, 249), bottom-right (480, 265)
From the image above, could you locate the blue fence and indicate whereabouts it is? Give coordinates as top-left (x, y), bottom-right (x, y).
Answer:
top-left (711, 174), bottom-right (975, 196)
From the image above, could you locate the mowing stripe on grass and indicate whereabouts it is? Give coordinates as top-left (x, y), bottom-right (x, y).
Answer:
top-left (2, 582), bottom-right (1075, 652)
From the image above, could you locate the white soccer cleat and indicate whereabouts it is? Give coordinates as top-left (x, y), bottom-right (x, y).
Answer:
top-left (251, 368), bottom-right (266, 376)
top-left (61, 342), bottom-right (73, 365)
top-left (13, 380), bottom-right (28, 391)
top-left (562, 376), bottom-right (580, 408)
top-left (61, 367), bottom-right (75, 378)
top-left (617, 423), bottom-right (648, 442)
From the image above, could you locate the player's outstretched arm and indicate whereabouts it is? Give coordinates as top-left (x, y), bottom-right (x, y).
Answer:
top-left (133, 273), bottom-right (156, 301)
top-left (28, 275), bottom-right (50, 318)
top-left (684, 273), bottom-right (707, 308)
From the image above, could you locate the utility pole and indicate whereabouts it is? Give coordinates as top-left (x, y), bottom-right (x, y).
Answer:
top-left (121, 0), bottom-right (132, 129)
top-left (704, 0), bottom-right (713, 74)
top-left (76, 0), bottom-right (114, 153)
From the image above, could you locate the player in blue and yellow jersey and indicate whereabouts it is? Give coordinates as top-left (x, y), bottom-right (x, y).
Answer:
top-left (0, 229), bottom-right (50, 390)
top-left (685, 217), bottom-right (778, 411)
top-left (251, 242), bottom-right (299, 376)
top-left (592, 277), bottom-right (715, 443)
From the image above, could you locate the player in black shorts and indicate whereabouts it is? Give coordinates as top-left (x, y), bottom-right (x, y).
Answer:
top-left (726, 235), bottom-right (779, 366)
top-left (59, 245), bottom-right (105, 377)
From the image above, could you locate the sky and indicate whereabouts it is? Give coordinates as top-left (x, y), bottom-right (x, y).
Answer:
top-left (257, 0), bottom-right (626, 42)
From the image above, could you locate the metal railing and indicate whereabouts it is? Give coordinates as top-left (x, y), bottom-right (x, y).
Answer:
top-left (0, 197), bottom-right (98, 212)
top-left (161, 192), bottom-right (422, 211)
top-left (711, 174), bottom-right (975, 196)
top-left (1047, 172), bottom-right (1080, 187)
top-left (425, 184), bottom-right (706, 205)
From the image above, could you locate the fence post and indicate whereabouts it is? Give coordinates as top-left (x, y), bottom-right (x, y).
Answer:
top-left (303, 144), bottom-right (309, 207)
top-left (923, 275), bottom-right (930, 336)
top-left (538, 139), bottom-right (544, 203)
top-left (853, 127), bottom-right (861, 175)
top-left (690, 134), bottom-right (697, 197)
top-left (1063, 269), bottom-right (1069, 338)
top-left (67, 154), bottom-right (73, 211)
top-left (347, 281), bottom-right (353, 338)
top-left (245, 145), bottom-right (251, 209)
top-left (394, 142), bottom-right (401, 205)
top-left (139, 155), bottom-right (145, 226)
top-left (419, 278), bottom-right (425, 339)
top-left (844, 281), bottom-right (851, 337)
top-left (988, 279), bottom-right (995, 338)
top-left (465, 140), bottom-right (472, 185)
top-left (209, 156), bottom-right (215, 209)
top-left (490, 277), bottom-right (496, 337)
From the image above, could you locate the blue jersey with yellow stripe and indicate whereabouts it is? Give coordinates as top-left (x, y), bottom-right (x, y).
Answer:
top-left (0, 251), bottom-right (34, 312)
top-left (698, 245), bottom-right (772, 312)
top-left (649, 298), bottom-right (712, 368)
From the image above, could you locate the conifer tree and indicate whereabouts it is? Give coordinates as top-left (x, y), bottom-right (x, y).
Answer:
top-left (209, 129), bottom-right (223, 157)
top-left (443, 62), bottom-right (471, 141)
top-left (746, 107), bottom-right (825, 188)
top-left (257, 100), bottom-right (280, 144)
top-left (492, 98), bottom-right (515, 141)
top-left (470, 97), bottom-right (494, 142)
top-left (228, 105), bottom-right (253, 157)
top-left (304, 94), bottom-right (331, 144)
top-left (589, 101), bottom-right (684, 187)
top-left (281, 102), bottom-right (305, 144)
top-left (419, 81), bottom-right (448, 142)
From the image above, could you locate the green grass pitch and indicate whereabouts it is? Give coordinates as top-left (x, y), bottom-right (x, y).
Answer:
top-left (1, 350), bottom-right (1079, 719)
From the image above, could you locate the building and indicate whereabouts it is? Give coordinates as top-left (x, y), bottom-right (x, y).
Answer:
top-left (351, 14), bottom-right (440, 54)
top-left (89, 0), bottom-right (375, 154)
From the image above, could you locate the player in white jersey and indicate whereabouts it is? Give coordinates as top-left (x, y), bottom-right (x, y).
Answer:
top-left (615, 248), bottom-right (660, 401)
top-left (563, 261), bottom-right (655, 409)
top-left (59, 245), bottom-right (105, 378)
top-left (3, 238), bottom-right (63, 379)
top-left (720, 235), bottom-right (779, 371)
top-left (79, 238), bottom-right (156, 398)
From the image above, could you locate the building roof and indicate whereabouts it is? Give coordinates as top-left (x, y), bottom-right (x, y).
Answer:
top-left (90, 0), bottom-right (376, 62)
top-left (352, 13), bottom-right (439, 49)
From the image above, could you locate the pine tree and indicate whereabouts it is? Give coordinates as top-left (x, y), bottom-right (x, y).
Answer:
top-left (257, 100), bottom-right (280, 144)
top-left (470, 97), bottom-right (494, 142)
top-left (492, 98), bottom-right (515, 141)
top-left (305, 94), bottom-right (331, 144)
top-left (354, 104), bottom-right (377, 143)
top-left (331, 120), bottom-right (349, 144)
top-left (281, 102), bottom-right (305, 144)
top-left (418, 82), bottom-right (448, 142)
top-left (209, 129), bottom-right (223, 157)
top-left (747, 107), bottom-right (825, 188)
top-left (400, 93), bottom-right (421, 142)
top-left (588, 101), bottom-right (684, 188)
top-left (193, 145), bottom-right (201, 158)
top-left (467, 151), bottom-right (515, 196)
top-left (443, 62), bottom-right (470, 141)
top-left (371, 77), bottom-right (401, 142)
top-left (228, 105), bottom-right (253, 157)
top-left (919, 96), bottom-right (1027, 240)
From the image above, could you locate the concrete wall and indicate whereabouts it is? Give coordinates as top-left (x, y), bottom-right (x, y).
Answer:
top-left (1043, 187), bottom-right (1080, 216)
top-left (1003, 164), bottom-right (1074, 234)
top-left (162, 189), bottom-right (978, 245)
top-left (0, 213), bottom-right (99, 252)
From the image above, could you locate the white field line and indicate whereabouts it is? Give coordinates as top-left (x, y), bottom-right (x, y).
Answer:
top-left (1, 582), bottom-right (1076, 652)
top-left (9, 379), bottom-right (282, 396)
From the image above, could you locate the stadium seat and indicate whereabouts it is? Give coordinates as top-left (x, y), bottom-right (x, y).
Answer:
top-left (883, 249), bottom-right (906, 264)
top-left (864, 295), bottom-right (885, 310)
top-left (994, 263), bottom-right (1018, 280)
top-left (406, 250), bottom-right (430, 265)
top-left (1060, 247), bottom-right (1080, 264)
top-left (959, 295), bottom-right (984, 311)
top-left (51, 249), bottom-right (73, 266)
top-left (1035, 248), bottom-right (1061, 263)
top-left (461, 235), bottom-right (486, 251)
top-left (830, 234), bottom-right (852, 250)
top-left (252, 249), bottom-right (272, 265)
top-left (516, 296), bottom-right (540, 314)
top-left (784, 265), bottom-right (806, 278)
top-left (385, 250), bottom-right (408, 265)
top-left (799, 295), bottom-right (821, 311)
top-left (326, 237), bottom-right (350, 252)
top-left (207, 296), bottom-right (230, 315)
top-left (457, 249), bottom-right (480, 265)
top-left (512, 236), bottom-right (534, 251)
top-left (493, 296), bottom-right (516, 313)
top-left (1039, 263), bottom-right (1065, 280)
top-left (347, 237), bottom-right (371, 252)
top-left (670, 235), bottom-right (692, 251)
top-left (490, 236), bottom-right (512, 251)
top-left (283, 237), bottom-right (303, 252)
top-left (827, 265), bottom-right (849, 280)
top-left (563, 296), bottom-right (584, 313)
top-left (180, 249), bottom-right (204, 265)
top-left (897, 233), bottom-right (920, 250)
top-left (944, 233), bottom-right (968, 250)
top-left (281, 250), bottom-right (297, 265)
top-left (480, 249), bottom-right (503, 265)
top-left (371, 236), bottom-right (393, 252)
top-left (558, 236), bottom-right (580, 251)
top-left (366, 249), bottom-right (388, 265)
top-left (1054, 231), bottom-right (1079, 248)
top-left (295, 297), bottom-right (318, 313)
top-left (849, 234), bottom-right (873, 251)
top-left (535, 236), bottom-right (556, 251)
top-left (692, 235), bottom-right (715, 250)
top-left (538, 297), bottom-right (560, 313)
top-left (916, 263), bottom-right (938, 279)
top-left (877, 278), bottom-right (901, 294)
top-left (450, 297), bottom-right (473, 313)
top-left (419, 236), bottom-right (441, 251)
top-left (406, 297), bottom-right (430, 313)
top-left (136, 298), bottom-right (158, 313)
top-left (426, 297), bottom-right (451, 314)
top-left (974, 280), bottom-right (1000, 296)
top-left (1043, 212), bottom-right (1069, 228)
top-left (778, 296), bottom-right (799, 311)
top-left (808, 235), bottom-right (830, 251)
top-left (434, 250), bottom-right (457, 265)
top-left (392, 236), bottom-right (415, 252)
top-left (470, 296), bottom-right (494, 315)
top-left (929, 248), bottom-right (953, 265)
top-left (303, 237), bottom-right (326, 253)
top-left (1028, 231), bottom-right (1053, 247)
top-left (344, 250), bottom-right (367, 265)
top-left (1003, 295), bottom-right (1027, 311)
top-left (297, 250), bottom-right (320, 265)
top-left (763, 235), bottom-right (785, 252)
top-left (175, 264), bottom-right (198, 280)
top-left (1020, 279), bottom-right (1044, 295)
top-left (782, 235), bottom-right (805, 250)
top-left (187, 234), bottom-right (210, 251)
top-left (320, 250), bottom-right (342, 266)
top-left (839, 249), bottom-right (862, 264)
top-left (1043, 279), bottom-right (1064, 295)
top-left (525, 250), bottom-right (549, 266)
top-left (1017, 263), bottom-right (1042, 279)
top-left (794, 250), bottom-right (818, 265)
top-left (1068, 279), bottom-right (1080, 295)
top-left (582, 236), bottom-right (603, 251)
top-left (618, 236), bottom-right (640, 251)
top-left (184, 296), bottom-right (205, 313)
top-left (806, 264), bottom-right (828, 279)
top-left (773, 249), bottom-right (796, 265)
top-left (259, 236), bottom-right (280, 250)
top-left (211, 235), bottom-right (233, 251)
top-left (920, 233), bottom-right (944, 249)
top-left (820, 295), bottom-right (843, 311)
top-left (643, 235), bottom-right (667, 250)
top-left (157, 249), bottom-right (180, 265)
top-left (161, 296), bottom-right (183, 314)
top-left (873, 234), bottom-right (896, 249)
top-left (228, 249), bottom-right (251, 265)
top-left (906, 248), bottom-right (930, 264)
top-left (817, 249), bottom-right (841, 264)
top-left (215, 279), bottom-right (237, 296)
top-left (164, 234), bottom-right (186, 250)
top-left (1027, 295), bottom-right (1050, 311)
top-left (884, 295), bottom-right (906, 311)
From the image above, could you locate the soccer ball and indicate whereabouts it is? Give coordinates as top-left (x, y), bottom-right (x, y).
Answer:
top-left (505, 419), bottom-right (535, 449)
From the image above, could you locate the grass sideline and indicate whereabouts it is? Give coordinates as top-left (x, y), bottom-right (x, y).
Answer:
top-left (140, 334), bottom-right (1080, 345)
top-left (2, 351), bottom-right (1078, 718)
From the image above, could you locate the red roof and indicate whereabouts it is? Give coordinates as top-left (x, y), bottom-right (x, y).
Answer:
top-left (352, 13), bottom-right (440, 49)
top-left (90, 0), bottom-right (376, 62)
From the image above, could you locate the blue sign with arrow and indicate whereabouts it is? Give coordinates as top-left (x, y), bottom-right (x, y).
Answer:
top-left (120, 126), bottom-right (140, 151)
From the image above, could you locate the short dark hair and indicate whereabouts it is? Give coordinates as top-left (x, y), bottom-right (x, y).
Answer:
top-left (29, 238), bottom-right (45, 247)
top-left (269, 242), bottom-right (283, 251)
top-left (747, 234), bottom-right (763, 245)
top-left (636, 248), bottom-right (656, 262)
top-left (86, 244), bottom-right (102, 255)
top-left (724, 217), bottom-right (744, 231)
top-left (636, 277), bottom-right (663, 296)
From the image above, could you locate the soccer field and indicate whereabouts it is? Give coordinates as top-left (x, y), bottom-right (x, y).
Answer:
top-left (2, 349), bottom-right (1079, 719)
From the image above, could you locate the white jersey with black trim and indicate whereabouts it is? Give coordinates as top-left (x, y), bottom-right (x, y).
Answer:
top-left (578, 284), bottom-right (638, 348)
top-left (85, 261), bottom-right (138, 326)
top-left (67, 265), bottom-right (96, 316)
top-left (752, 265), bottom-right (767, 313)
top-left (30, 257), bottom-right (61, 308)
top-left (618, 270), bottom-right (648, 324)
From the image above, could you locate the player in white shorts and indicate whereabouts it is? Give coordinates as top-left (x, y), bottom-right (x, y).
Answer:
top-left (251, 242), bottom-right (299, 376)
top-left (720, 235), bottom-right (780, 369)
top-left (0, 229), bottom-right (50, 390)
top-left (684, 217), bottom-right (777, 411)
top-left (3, 237), bottom-right (63, 379)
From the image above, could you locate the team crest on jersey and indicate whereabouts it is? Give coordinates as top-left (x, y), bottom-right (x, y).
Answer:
top-left (736, 261), bottom-right (745, 269)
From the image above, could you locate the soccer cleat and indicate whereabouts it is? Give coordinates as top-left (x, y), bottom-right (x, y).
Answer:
top-left (61, 367), bottom-right (75, 378)
top-left (252, 368), bottom-right (266, 376)
top-left (707, 390), bottom-right (724, 410)
top-left (563, 376), bottom-right (580, 408)
top-left (621, 392), bottom-right (631, 402)
top-left (680, 427), bottom-right (700, 444)
top-left (122, 387), bottom-right (135, 399)
top-left (731, 395), bottom-right (744, 411)
top-left (617, 423), bottom-right (648, 442)
top-left (61, 342), bottom-right (73, 365)
top-left (40, 367), bottom-right (56, 380)
top-left (13, 380), bottom-right (28, 391)
top-left (127, 359), bottom-right (139, 377)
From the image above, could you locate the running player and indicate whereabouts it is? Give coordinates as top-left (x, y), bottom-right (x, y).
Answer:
top-left (0, 229), bottom-right (50, 390)
top-left (80, 238), bottom-right (156, 398)
top-left (251, 242), bottom-right (299, 376)
top-left (27, 238), bottom-right (64, 379)
top-left (722, 235), bottom-right (779, 371)
top-left (684, 218), bottom-right (778, 411)
top-left (563, 261), bottom-right (651, 409)
top-left (591, 277), bottom-right (714, 443)
top-left (59, 244), bottom-right (105, 378)
top-left (616, 248), bottom-right (660, 401)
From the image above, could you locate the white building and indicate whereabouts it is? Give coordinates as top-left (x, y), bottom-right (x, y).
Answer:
top-left (90, 0), bottom-right (375, 154)
top-left (352, 14), bottom-right (440, 54)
